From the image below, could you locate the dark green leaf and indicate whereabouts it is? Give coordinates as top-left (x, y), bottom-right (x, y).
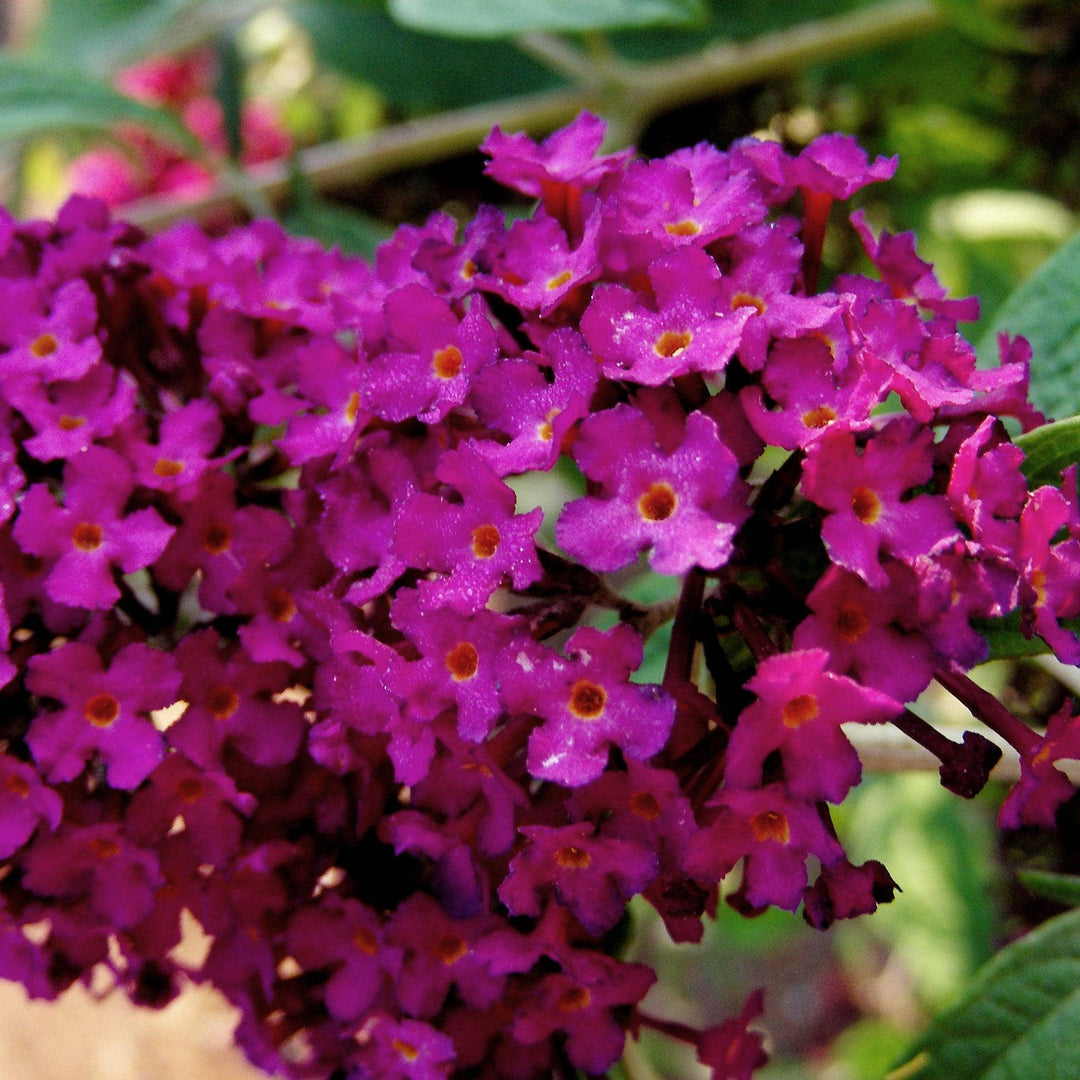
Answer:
top-left (282, 160), bottom-right (391, 259)
top-left (292, 1), bottom-right (564, 112)
top-left (932, 0), bottom-right (1037, 51)
top-left (976, 230), bottom-right (1080, 421)
top-left (888, 906), bottom-right (1080, 1080)
top-left (387, 0), bottom-right (705, 38)
top-left (973, 612), bottom-right (1049, 663)
top-left (0, 57), bottom-right (202, 154)
top-left (1018, 870), bottom-right (1080, 908)
top-left (1014, 415), bottom-right (1080, 489)
top-left (214, 33), bottom-right (245, 163)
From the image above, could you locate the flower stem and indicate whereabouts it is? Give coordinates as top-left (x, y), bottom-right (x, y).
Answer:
top-left (124, 0), bottom-right (944, 232)
top-left (934, 667), bottom-right (1042, 757)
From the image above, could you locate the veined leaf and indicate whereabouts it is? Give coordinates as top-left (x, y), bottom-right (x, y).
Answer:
top-left (887, 906), bottom-right (1080, 1080)
top-left (977, 229), bottom-right (1080, 421)
top-left (0, 57), bottom-right (202, 155)
top-left (387, 0), bottom-right (706, 38)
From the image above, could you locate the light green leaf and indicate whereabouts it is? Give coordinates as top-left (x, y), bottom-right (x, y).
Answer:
top-left (1018, 870), bottom-right (1080, 909)
top-left (1014, 415), bottom-right (1080, 488)
top-left (932, 0), bottom-right (1037, 51)
top-left (0, 57), bottom-right (202, 155)
top-left (387, 0), bottom-right (705, 38)
top-left (977, 229), bottom-right (1080, 421)
top-left (887, 906), bottom-right (1080, 1080)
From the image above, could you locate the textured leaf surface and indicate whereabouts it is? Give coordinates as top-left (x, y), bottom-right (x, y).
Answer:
top-left (889, 907), bottom-right (1080, 1080)
top-left (977, 230), bottom-right (1080, 421)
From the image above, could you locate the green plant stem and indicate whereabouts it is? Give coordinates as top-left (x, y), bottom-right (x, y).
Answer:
top-left (123, 0), bottom-right (943, 232)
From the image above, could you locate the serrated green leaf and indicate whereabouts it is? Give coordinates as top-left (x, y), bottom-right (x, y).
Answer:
top-left (888, 906), bottom-right (1080, 1080)
top-left (977, 230), bottom-right (1080, 421)
top-left (0, 58), bottom-right (203, 156)
top-left (1018, 870), bottom-right (1080, 908)
top-left (1014, 415), bottom-right (1080, 488)
top-left (387, 0), bottom-right (705, 38)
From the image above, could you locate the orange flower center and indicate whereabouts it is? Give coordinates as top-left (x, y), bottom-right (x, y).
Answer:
top-left (664, 219), bottom-right (701, 237)
top-left (445, 642), bottom-right (479, 682)
top-left (176, 778), bottom-right (204, 804)
top-left (72, 522), bottom-right (104, 551)
top-left (638, 482), bottom-right (678, 522)
top-left (851, 486), bottom-right (882, 525)
top-left (471, 524), bottom-right (500, 559)
top-left (835, 603), bottom-right (870, 643)
top-left (200, 521), bottom-right (232, 555)
top-left (654, 330), bottom-right (692, 358)
top-left (84, 692), bottom-right (120, 728)
top-left (630, 790), bottom-right (662, 821)
top-left (434, 933), bottom-right (468, 965)
top-left (568, 679), bottom-right (606, 720)
top-left (91, 836), bottom-right (121, 859)
top-left (432, 345), bottom-right (463, 379)
top-left (558, 986), bottom-right (592, 1011)
top-left (207, 684), bottom-right (240, 721)
top-left (750, 810), bottom-right (790, 844)
top-left (781, 693), bottom-right (819, 729)
top-left (153, 458), bottom-right (185, 478)
top-left (555, 845), bottom-right (591, 870)
top-left (353, 927), bottom-right (379, 955)
top-left (30, 333), bottom-right (58, 358)
top-left (267, 587), bottom-right (296, 622)
top-left (801, 405), bottom-right (837, 430)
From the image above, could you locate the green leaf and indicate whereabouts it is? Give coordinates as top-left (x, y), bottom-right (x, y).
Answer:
top-left (1018, 870), bottom-right (1080, 908)
top-left (0, 57), bottom-right (202, 155)
top-left (1014, 415), bottom-right (1080, 488)
top-left (976, 229), bottom-right (1080, 421)
top-left (932, 0), bottom-right (1037, 51)
top-left (387, 0), bottom-right (705, 38)
top-left (281, 160), bottom-right (391, 259)
top-left (30, 0), bottom-right (196, 76)
top-left (292, 1), bottom-right (564, 112)
top-left (887, 906), bottom-right (1080, 1080)
top-left (973, 612), bottom-right (1049, 663)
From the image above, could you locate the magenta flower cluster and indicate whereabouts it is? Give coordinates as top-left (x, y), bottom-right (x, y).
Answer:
top-left (1, 113), bottom-right (1078, 1080)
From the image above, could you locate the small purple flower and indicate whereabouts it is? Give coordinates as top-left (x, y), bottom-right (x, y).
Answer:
top-left (499, 623), bottom-right (675, 787)
top-left (1000, 703), bottom-right (1080, 828)
top-left (580, 248), bottom-right (752, 385)
top-left (391, 445), bottom-right (543, 613)
top-left (801, 420), bottom-right (960, 588)
top-left (367, 286), bottom-right (499, 424)
top-left (725, 648), bottom-right (900, 803)
top-left (25, 640), bottom-right (180, 789)
top-left (12, 445), bottom-right (174, 609)
top-left (557, 404), bottom-right (750, 575)
top-left (0, 755), bottom-right (62, 859)
top-left (499, 820), bottom-right (658, 935)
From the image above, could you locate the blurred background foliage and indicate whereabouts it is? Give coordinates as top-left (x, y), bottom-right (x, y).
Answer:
top-left (2, 2), bottom-right (1080, 1079)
